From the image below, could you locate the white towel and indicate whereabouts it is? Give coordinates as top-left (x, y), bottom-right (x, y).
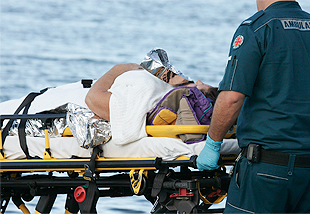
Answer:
top-left (108, 70), bottom-right (173, 145)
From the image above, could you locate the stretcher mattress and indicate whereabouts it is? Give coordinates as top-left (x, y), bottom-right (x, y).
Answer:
top-left (3, 135), bottom-right (239, 160)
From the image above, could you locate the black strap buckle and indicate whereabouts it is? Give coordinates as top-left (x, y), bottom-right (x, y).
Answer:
top-left (83, 164), bottom-right (94, 181)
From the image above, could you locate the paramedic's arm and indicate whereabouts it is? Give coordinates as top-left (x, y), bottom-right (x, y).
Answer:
top-left (85, 63), bottom-right (143, 121)
top-left (208, 90), bottom-right (245, 141)
top-left (196, 90), bottom-right (245, 171)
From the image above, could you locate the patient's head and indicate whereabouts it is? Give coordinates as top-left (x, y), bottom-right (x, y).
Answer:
top-left (187, 80), bottom-right (219, 103)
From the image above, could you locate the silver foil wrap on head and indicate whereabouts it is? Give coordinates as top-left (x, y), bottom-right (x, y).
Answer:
top-left (66, 103), bottom-right (111, 149)
top-left (140, 48), bottom-right (192, 82)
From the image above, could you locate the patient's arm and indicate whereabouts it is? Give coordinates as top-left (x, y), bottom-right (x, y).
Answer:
top-left (85, 63), bottom-right (143, 121)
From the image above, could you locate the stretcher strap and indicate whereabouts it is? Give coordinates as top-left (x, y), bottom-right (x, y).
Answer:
top-left (2, 90), bottom-right (46, 144)
top-left (151, 167), bottom-right (169, 198)
top-left (18, 102), bottom-right (32, 159)
top-left (81, 146), bottom-right (102, 213)
top-left (83, 146), bottom-right (102, 181)
top-left (1, 90), bottom-right (47, 159)
top-left (81, 182), bottom-right (98, 214)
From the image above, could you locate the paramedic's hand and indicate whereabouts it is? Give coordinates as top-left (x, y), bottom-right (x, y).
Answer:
top-left (196, 133), bottom-right (222, 171)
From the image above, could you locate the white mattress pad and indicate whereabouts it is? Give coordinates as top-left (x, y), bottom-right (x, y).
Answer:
top-left (3, 135), bottom-right (239, 160)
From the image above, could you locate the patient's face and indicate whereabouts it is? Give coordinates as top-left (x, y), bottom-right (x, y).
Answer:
top-left (187, 80), bottom-right (213, 92)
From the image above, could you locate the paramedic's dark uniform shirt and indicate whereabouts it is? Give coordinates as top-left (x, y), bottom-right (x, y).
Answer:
top-left (219, 1), bottom-right (310, 154)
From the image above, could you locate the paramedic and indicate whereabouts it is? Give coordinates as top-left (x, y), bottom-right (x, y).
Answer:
top-left (196, 0), bottom-right (310, 213)
top-left (85, 63), bottom-right (217, 121)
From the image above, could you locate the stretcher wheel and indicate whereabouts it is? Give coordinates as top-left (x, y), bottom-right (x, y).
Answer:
top-left (74, 186), bottom-right (87, 203)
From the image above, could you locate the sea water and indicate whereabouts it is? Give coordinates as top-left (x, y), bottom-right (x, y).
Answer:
top-left (1, 0), bottom-right (310, 213)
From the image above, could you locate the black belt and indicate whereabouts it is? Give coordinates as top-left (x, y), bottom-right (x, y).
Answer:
top-left (241, 145), bottom-right (310, 168)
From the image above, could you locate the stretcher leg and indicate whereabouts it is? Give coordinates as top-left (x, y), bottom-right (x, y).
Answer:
top-left (12, 195), bottom-right (30, 214)
top-left (0, 196), bottom-right (10, 214)
top-left (77, 183), bottom-right (100, 214)
top-left (65, 192), bottom-right (79, 214)
top-left (34, 193), bottom-right (57, 214)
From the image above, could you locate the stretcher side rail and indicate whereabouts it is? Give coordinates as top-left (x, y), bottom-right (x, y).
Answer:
top-left (0, 156), bottom-right (201, 173)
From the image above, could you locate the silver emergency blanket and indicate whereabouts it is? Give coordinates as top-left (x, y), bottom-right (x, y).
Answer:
top-left (86, 118), bottom-right (111, 149)
top-left (5, 103), bottom-right (67, 137)
top-left (5, 103), bottom-right (111, 149)
top-left (140, 48), bottom-right (192, 82)
top-left (66, 103), bottom-right (111, 149)
top-left (8, 117), bottom-right (66, 138)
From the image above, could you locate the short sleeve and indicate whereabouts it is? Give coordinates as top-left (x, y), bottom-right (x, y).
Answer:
top-left (219, 25), bottom-right (262, 97)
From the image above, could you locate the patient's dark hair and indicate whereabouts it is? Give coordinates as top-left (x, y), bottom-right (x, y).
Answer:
top-left (200, 87), bottom-right (219, 105)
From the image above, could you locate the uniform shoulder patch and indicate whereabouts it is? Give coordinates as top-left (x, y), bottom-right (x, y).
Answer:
top-left (233, 35), bottom-right (244, 49)
top-left (241, 10), bottom-right (265, 26)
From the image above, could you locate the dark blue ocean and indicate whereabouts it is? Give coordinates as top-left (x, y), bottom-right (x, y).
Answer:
top-left (1, 0), bottom-right (310, 213)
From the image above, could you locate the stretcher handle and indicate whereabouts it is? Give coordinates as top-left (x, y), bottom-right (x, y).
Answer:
top-left (161, 155), bottom-right (197, 168)
top-left (162, 179), bottom-right (197, 190)
top-left (146, 125), bottom-right (236, 139)
top-left (162, 176), bottom-right (220, 190)
top-left (166, 155), bottom-right (221, 170)
top-left (146, 125), bottom-right (209, 138)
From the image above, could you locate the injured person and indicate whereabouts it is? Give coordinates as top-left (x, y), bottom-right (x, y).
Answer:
top-left (0, 48), bottom-right (240, 160)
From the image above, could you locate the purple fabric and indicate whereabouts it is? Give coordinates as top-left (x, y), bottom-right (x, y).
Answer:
top-left (183, 86), bottom-right (213, 125)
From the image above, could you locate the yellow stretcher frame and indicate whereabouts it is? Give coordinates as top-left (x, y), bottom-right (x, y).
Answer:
top-left (0, 115), bottom-right (237, 214)
top-left (0, 124), bottom-right (237, 173)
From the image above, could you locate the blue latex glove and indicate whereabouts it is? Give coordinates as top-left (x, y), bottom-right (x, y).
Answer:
top-left (196, 133), bottom-right (222, 171)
